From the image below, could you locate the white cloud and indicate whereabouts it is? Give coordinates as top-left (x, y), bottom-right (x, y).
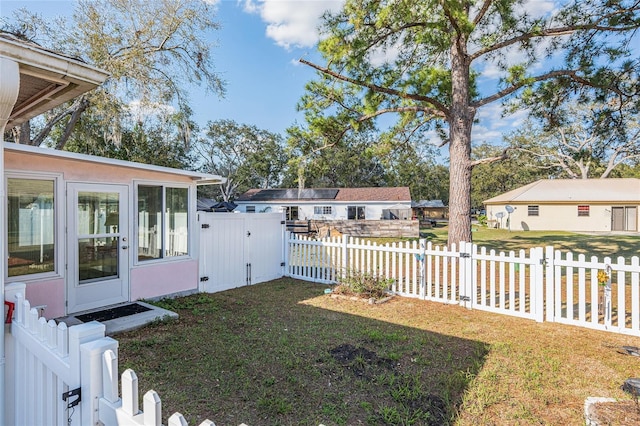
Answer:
top-left (522, 0), bottom-right (557, 17)
top-left (241, 0), bottom-right (344, 49)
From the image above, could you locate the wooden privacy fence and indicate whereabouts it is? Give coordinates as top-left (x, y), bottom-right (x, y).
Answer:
top-left (5, 285), bottom-right (232, 425)
top-left (286, 234), bottom-right (640, 336)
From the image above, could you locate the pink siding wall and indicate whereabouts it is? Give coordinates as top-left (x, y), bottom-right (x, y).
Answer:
top-left (22, 278), bottom-right (65, 318)
top-left (5, 150), bottom-right (194, 184)
top-left (6, 149), bottom-right (200, 315)
top-left (130, 260), bottom-right (199, 301)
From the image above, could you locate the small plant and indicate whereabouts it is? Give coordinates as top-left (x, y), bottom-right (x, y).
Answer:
top-left (334, 270), bottom-right (394, 299)
top-left (477, 214), bottom-right (488, 226)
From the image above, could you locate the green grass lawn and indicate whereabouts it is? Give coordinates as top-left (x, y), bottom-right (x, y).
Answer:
top-left (413, 226), bottom-right (640, 259)
top-left (119, 278), bottom-right (640, 425)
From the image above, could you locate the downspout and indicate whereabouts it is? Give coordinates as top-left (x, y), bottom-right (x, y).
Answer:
top-left (0, 57), bottom-right (20, 426)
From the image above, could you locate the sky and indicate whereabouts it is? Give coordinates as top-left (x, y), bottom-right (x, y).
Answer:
top-left (0, 0), bottom-right (579, 159)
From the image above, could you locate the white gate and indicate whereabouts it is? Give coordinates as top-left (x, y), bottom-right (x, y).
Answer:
top-left (198, 212), bottom-right (284, 292)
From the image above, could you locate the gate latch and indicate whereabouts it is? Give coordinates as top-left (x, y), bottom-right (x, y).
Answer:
top-left (62, 387), bottom-right (81, 409)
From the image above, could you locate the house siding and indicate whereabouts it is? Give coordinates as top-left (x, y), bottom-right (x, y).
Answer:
top-left (486, 203), bottom-right (638, 232)
top-left (484, 179), bottom-right (640, 233)
top-left (5, 148), bottom-right (207, 317)
top-left (130, 259), bottom-right (199, 301)
top-left (236, 201), bottom-right (412, 220)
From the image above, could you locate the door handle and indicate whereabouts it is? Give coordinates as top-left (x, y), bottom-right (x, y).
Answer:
top-left (122, 246), bottom-right (128, 250)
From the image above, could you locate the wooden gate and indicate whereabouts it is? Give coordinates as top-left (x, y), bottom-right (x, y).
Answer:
top-left (198, 212), bottom-right (284, 292)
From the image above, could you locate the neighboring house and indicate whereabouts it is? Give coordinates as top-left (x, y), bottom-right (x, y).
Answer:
top-left (235, 187), bottom-right (412, 220)
top-left (412, 200), bottom-right (448, 219)
top-left (1, 34), bottom-right (224, 320)
top-left (484, 178), bottom-right (640, 232)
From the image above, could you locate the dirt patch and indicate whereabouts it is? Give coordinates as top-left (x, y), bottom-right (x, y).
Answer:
top-left (327, 343), bottom-right (449, 425)
top-left (329, 343), bottom-right (396, 370)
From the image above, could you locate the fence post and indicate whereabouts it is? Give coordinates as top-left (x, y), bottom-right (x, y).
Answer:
top-left (545, 246), bottom-right (555, 322)
top-left (460, 241), bottom-right (473, 309)
top-left (341, 235), bottom-right (350, 277)
top-left (534, 247), bottom-right (544, 322)
top-left (283, 231), bottom-right (291, 277)
top-left (419, 239), bottom-right (426, 299)
top-left (79, 336), bottom-right (118, 425)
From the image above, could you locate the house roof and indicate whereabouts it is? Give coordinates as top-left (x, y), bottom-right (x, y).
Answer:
top-left (484, 178), bottom-right (640, 204)
top-left (5, 142), bottom-right (225, 184)
top-left (236, 187), bottom-right (412, 203)
top-left (0, 33), bottom-right (110, 128)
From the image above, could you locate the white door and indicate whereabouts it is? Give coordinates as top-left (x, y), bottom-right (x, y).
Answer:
top-left (199, 213), bottom-right (247, 292)
top-left (246, 214), bottom-right (284, 284)
top-left (67, 183), bottom-right (129, 313)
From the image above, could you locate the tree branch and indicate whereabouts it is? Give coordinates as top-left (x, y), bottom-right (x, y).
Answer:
top-left (470, 147), bottom-right (510, 167)
top-left (470, 6), bottom-right (640, 62)
top-left (299, 58), bottom-right (451, 117)
top-left (473, 68), bottom-right (627, 108)
top-left (31, 99), bottom-right (84, 146)
top-left (56, 97), bottom-right (89, 150)
top-left (472, 0), bottom-right (494, 26)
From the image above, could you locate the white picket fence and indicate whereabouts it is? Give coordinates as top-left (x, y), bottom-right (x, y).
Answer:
top-left (4, 283), bottom-right (232, 426)
top-left (286, 234), bottom-right (640, 336)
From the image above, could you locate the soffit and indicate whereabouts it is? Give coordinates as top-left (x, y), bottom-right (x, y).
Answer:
top-left (0, 34), bottom-right (109, 128)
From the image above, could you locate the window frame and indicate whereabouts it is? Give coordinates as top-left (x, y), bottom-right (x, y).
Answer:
top-left (284, 206), bottom-right (299, 220)
top-left (314, 205), bottom-right (332, 215)
top-left (577, 205), bottom-right (590, 217)
top-left (527, 205), bottom-right (539, 217)
top-left (348, 205), bottom-right (366, 220)
top-left (134, 181), bottom-right (192, 265)
top-left (5, 171), bottom-right (64, 281)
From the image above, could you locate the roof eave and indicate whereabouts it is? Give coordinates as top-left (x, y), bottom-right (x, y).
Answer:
top-left (0, 36), bottom-right (109, 127)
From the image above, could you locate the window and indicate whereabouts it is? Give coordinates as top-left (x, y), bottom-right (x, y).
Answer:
top-left (314, 206), bottom-right (332, 215)
top-left (527, 205), bottom-right (539, 217)
top-left (578, 205), bottom-right (590, 217)
top-left (348, 206), bottom-right (366, 220)
top-left (285, 206), bottom-right (299, 220)
top-left (137, 185), bottom-right (189, 261)
top-left (246, 206), bottom-right (255, 213)
top-left (7, 178), bottom-right (56, 277)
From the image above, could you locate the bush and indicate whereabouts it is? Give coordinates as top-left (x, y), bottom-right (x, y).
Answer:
top-left (334, 270), bottom-right (394, 299)
top-left (477, 214), bottom-right (488, 226)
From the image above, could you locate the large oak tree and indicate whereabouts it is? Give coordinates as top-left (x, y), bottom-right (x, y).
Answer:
top-left (2, 0), bottom-right (224, 152)
top-left (299, 0), bottom-right (640, 246)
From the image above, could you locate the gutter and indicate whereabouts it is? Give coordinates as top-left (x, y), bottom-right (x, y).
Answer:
top-left (0, 57), bottom-right (20, 426)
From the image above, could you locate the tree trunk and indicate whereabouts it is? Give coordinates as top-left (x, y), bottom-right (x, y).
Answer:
top-left (11, 122), bottom-right (31, 144)
top-left (447, 35), bottom-right (474, 248)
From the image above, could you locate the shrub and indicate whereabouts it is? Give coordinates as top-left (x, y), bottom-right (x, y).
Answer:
top-left (334, 270), bottom-right (394, 299)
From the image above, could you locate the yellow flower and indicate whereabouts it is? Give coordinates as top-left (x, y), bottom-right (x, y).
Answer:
top-left (597, 270), bottom-right (609, 286)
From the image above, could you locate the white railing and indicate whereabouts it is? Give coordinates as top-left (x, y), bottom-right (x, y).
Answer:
top-left (5, 288), bottom-right (238, 426)
top-left (286, 234), bottom-right (640, 336)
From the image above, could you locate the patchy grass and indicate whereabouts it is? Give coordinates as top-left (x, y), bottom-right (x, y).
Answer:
top-left (119, 279), bottom-right (640, 425)
top-left (415, 227), bottom-right (640, 259)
